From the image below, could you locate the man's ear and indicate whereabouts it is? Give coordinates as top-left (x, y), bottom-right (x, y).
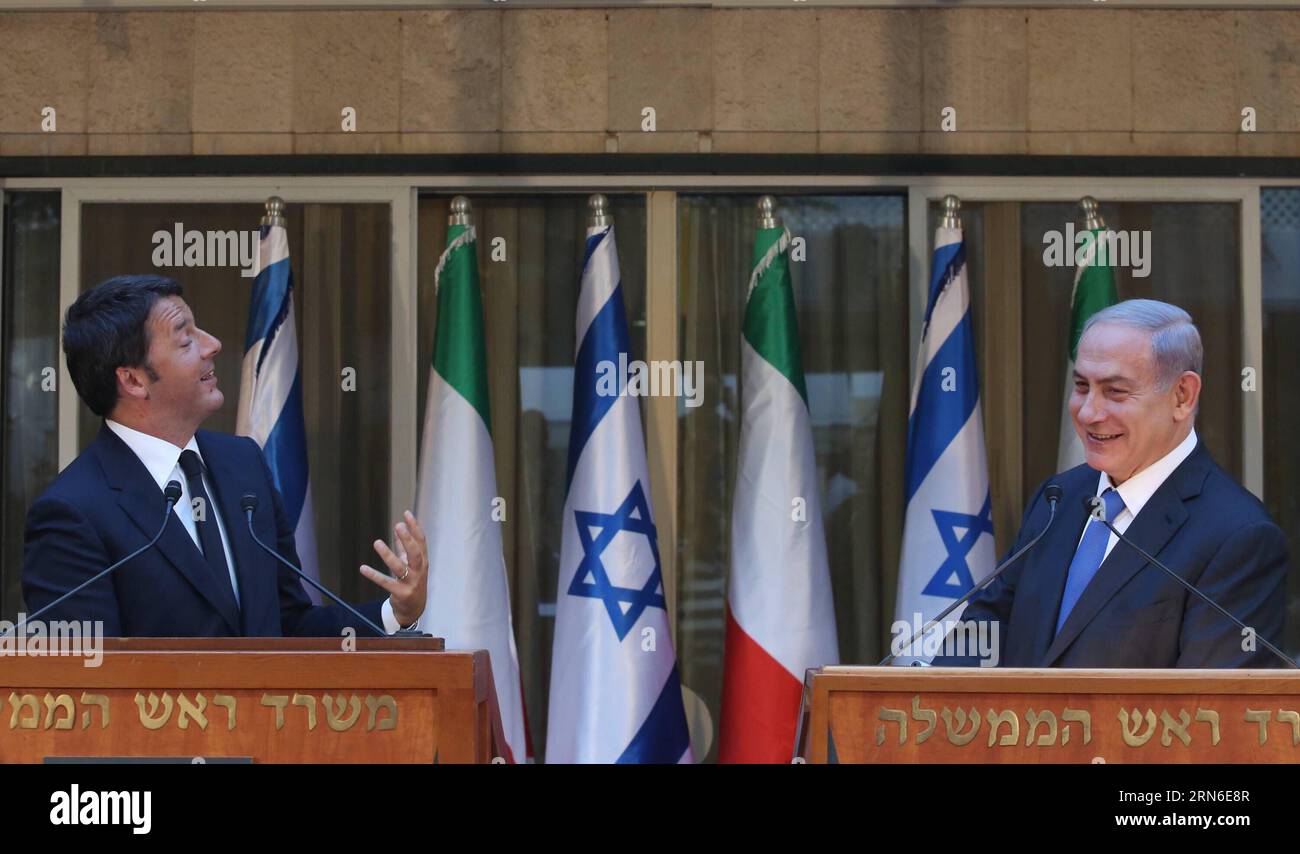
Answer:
top-left (115, 365), bottom-right (151, 403)
top-left (1172, 370), bottom-right (1201, 421)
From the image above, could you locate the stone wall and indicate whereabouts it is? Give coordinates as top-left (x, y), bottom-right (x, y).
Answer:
top-left (0, 8), bottom-right (1297, 159)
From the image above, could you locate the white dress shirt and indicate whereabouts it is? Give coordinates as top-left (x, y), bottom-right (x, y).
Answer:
top-left (106, 420), bottom-right (402, 633)
top-left (1084, 428), bottom-right (1199, 562)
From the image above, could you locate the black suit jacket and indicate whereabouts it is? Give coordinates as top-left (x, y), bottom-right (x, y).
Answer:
top-left (934, 441), bottom-right (1290, 668)
top-left (21, 423), bottom-right (385, 637)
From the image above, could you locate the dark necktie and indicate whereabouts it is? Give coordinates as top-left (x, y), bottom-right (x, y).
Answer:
top-left (178, 449), bottom-right (239, 608)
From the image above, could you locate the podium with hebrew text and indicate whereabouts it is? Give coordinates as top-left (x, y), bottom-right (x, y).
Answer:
top-left (798, 666), bottom-right (1300, 763)
top-left (0, 638), bottom-right (507, 763)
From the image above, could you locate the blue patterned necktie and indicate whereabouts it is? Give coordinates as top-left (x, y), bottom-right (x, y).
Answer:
top-left (1055, 488), bottom-right (1126, 636)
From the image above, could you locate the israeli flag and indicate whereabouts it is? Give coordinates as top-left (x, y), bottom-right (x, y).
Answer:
top-left (892, 221), bottom-right (995, 662)
top-left (236, 221), bottom-right (321, 603)
top-left (545, 223), bottom-right (693, 764)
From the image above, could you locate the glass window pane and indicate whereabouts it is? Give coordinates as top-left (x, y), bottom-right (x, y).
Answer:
top-left (677, 193), bottom-right (909, 762)
top-left (1262, 188), bottom-right (1300, 655)
top-left (417, 193), bottom-right (647, 759)
top-left (2, 192), bottom-right (61, 620)
top-left (76, 202), bottom-right (391, 604)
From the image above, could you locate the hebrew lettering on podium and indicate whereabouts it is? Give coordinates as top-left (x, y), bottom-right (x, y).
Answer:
top-left (940, 707), bottom-right (981, 745)
top-left (365, 695), bottom-right (398, 731)
top-left (1117, 707), bottom-right (1158, 747)
top-left (986, 709), bottom-right (1019, 747)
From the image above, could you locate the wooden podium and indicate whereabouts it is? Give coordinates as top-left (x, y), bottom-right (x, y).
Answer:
top-left (0, 638), bottom-right (508, 763)
top-left (798, 666), bottom-right (1300, 763)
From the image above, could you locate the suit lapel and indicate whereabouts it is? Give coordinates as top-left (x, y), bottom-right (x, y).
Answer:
top-left (1039, 442), bottom-right (1212, 666)
top-left (1019, 474), bottom-right (1093, 664)
top-left (93, 424), bottom-right (241, 634)
top-left (196, 431), bottom-right (276, 636)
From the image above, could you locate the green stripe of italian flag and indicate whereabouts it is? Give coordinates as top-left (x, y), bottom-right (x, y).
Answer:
top-left (719, 223), bottom-right (839, 763)
top-left (415, 220), bottom-right (528, 762)
top-left (1057, 226), bottom-right (1120, 471)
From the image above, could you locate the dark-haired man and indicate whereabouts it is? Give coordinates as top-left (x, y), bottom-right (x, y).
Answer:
top-left (22, 274), bottom-right (427, 637)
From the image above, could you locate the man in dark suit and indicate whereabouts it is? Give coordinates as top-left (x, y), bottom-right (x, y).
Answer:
top-left (935, 299), bottom-right (1289, 668)
top-left (22, 274), bottom-right (428, 637)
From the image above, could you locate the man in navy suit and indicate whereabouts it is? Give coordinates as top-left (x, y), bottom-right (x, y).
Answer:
top-left (21, 274), bottom-right (428, 637)
top-left (935, 299), bottom-right (1290, 668)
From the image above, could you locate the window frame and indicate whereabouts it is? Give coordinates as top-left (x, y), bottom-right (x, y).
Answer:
top-left (1, 172), bottom-right (1291, 643)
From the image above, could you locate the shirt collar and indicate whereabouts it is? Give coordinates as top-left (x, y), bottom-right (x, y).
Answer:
top-left (105, 419), bottom-right (202, 491)
top-left (1097, 428), bottom-right (1199, 519)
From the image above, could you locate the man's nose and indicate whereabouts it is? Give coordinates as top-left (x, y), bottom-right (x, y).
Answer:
top-left (1076, 390), bottom-right (1104, 424)
top-left (201, 329), bottom-right (222, 357)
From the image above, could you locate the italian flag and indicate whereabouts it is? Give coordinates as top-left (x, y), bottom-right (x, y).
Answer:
top-left (1057, 226), bottom-right (1119, 471)
top-left (718, 223), bottom-right (839, 763)
top-left (415, 219), bottom-right (527, 763)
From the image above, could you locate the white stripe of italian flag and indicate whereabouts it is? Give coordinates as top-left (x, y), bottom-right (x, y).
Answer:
top-left (415, 222), bottom-right (528, 763)
top-left (719, 224), bottom-right (839, 763)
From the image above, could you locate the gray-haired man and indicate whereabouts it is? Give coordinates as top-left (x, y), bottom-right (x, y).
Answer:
top-left (935, 299), bottom-right (1290, 668)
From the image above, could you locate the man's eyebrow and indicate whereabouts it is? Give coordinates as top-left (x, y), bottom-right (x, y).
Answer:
top-left (1074, 371), bottom-right (1132, 385)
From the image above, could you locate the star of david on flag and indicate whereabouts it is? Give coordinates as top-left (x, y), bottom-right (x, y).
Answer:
top-left (921, 496), bottom-right (995, 599)
top-left (568, 481), bottom-right (666, 642)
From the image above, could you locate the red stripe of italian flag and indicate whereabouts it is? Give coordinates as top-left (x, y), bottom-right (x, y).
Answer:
top-left (718, 224), bottom-right (839, 763)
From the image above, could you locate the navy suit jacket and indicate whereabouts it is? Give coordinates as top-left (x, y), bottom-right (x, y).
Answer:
top-left (21, 423), bottom-right (385, 637)
top-left (933, 441), bottom-right (1290, 668)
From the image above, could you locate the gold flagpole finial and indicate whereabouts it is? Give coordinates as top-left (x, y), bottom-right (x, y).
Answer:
top-left (587, 193), bottom-right (611, 228)
top-left (449, 195), bottom-right (473, 227)
top-left (1079, 196), bottom-right (1106, 230)
top-left (940, 194), bottom-right (962, 229)
top-left (261, 195), bottom-right (286, 228)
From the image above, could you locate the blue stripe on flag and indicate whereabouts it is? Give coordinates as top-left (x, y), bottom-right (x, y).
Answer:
top-left (246, 253), bottom-right (293, 375)
top-left (615, 665), bottom-right (691, 764)
top-left (563, 234), bottom-right (630, 496)
top-left (259, 372), bottom-right (310, 526)
top-left (923, 241), bottom-right (965, 332)
top-left (904, 309), bottom-right (980, 503)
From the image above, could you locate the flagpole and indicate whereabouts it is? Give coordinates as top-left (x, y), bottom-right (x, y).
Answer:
top-left (589, 192), bottom-right (611, 227)
top-left (450, 194), bottom-right (471, 226)
top-left (940, 193), bottom-right (960, 229)
top-left (1080, 195), bottom-right (1104, 231)
top-left (262, 195), bottom-right (286, 229)
top-left (757, 194), bottom-right (777, 229)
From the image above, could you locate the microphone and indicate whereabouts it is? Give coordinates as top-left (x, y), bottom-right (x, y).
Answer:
top-left (1083, 495), bottom-right (1298, 669)
top-left (5, 480), bottom-right (184, 638)
top-left (240, 493), bottom-right (424, 638)
top-left (879, 484), bottom-right (1064, 666)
